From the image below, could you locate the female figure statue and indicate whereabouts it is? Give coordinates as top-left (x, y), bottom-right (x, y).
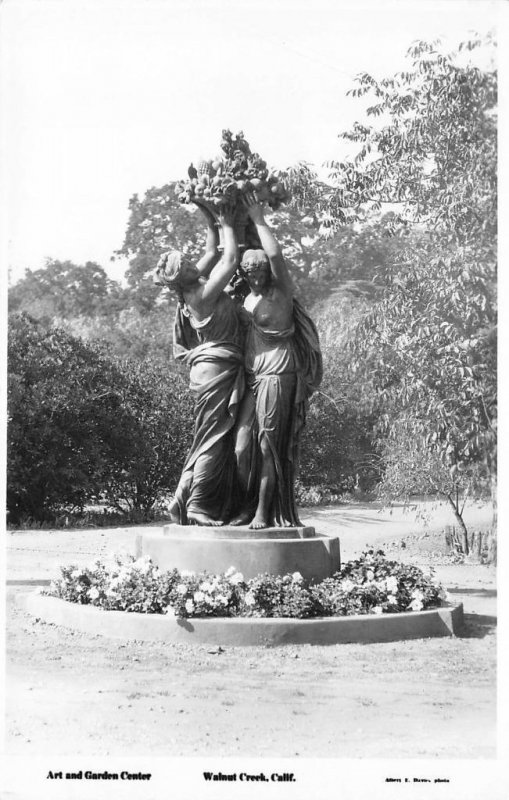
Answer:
top-left (232, 194), bottom-right (322, 529)
top-left (155, 205), bottom-right (244, 526)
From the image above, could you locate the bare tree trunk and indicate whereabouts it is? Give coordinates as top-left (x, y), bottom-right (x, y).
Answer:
top-left (486, 473), bottom-right (497, 565)
top-left (445, 493), bottom-right (469, 555)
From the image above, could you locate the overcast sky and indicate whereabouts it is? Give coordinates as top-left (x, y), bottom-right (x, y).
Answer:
top-left (0, 0), bottom-right (500, 284)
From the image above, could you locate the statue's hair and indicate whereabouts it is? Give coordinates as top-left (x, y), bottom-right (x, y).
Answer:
top-left (240, 249), bottom-right (269, 272)
top-left (154, 251), bottom-right (186, 306)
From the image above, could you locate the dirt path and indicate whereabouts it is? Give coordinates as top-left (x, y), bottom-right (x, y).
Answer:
top-left (5, 583), bottom-right (496, 759)
top-left (4, 499), bottom-right (496, 765)
top-left (5, 498), bottom-right (492, 582)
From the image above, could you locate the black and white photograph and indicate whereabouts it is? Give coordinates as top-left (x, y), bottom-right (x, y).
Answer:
top-left (1, 0), bottom-right (505, 798)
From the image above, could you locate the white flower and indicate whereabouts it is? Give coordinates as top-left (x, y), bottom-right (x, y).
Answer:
top-left (181, 570), bottom-right (195, 577)
top-left (341, 579), bottom-right (355, 593)
top-left (387, 594), bottom-right (398, 605)
top-left (71, 569), bottom-right (82, 579)
top-left (409, 598), bottom-right (424, 611)
top-left (411, 589), bottom-right (424, 601)
top-left (386, 576), bottom-right (398, 593)
top-left (164, 606), bottom-right (176, 617)
top-left (176, 583), bottom-right (188, 595)
top-left (366, 570), bottom-right (375, 582)
top-left (193, 591), bottom-right (205, 603)
top-left (291, 571), bottom-right (303, 584)
top-left (105, 589), bottom-right (118, 598)
top-left (200, 581), bottom-right (213, 593)
top-left (88, 587), bottom-right (100, 600)
top-left (133, 556), bottom-right (152, 574)
top-left (372, 606), bottom-right (383, 615)
top-left (245, 591), bottom-right (256, 607)
top-left (225, 566), bottom-right (237, 577)
top-left (217, 594), bottom-right (229, 605)
top-left (185, 599), bottom-right (195, 613)
top-left (228, 571), bottom-right (244, 585)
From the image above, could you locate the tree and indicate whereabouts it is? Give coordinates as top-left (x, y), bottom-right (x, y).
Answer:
top-left (8, 259), bottom-right (125, 320)
top-left (101, 359), bottom-right (194, 514)
top-left (299, 295), bottom-right (379, 496)
top-left (7, 314), bottom-right (194, 523)
top-left (328, 34), bottom-right (496, 244)
top-left (8, 314), bottom-right (139, 522)
top-left (318, 35), bottom-right (497, 551)
top-left (114, 183), bottom-right (205, 313)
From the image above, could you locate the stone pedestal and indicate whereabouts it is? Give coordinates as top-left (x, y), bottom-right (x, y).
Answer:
top-left (136, 525), bottom-right (340, 582)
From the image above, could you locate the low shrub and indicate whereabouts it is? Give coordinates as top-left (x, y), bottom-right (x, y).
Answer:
top-left (46, 550), bottom-right (449, 619)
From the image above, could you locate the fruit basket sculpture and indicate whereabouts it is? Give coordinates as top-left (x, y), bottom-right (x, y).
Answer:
top-left (175, 129), bottom-right (290, 251)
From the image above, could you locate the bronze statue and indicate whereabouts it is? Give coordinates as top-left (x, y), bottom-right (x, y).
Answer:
top-left (158, 146), bottom-right (322, 529)
top-left (155, 205), bottom-right (244, 526)
top-left (231, 194), bottom-right (322, 529)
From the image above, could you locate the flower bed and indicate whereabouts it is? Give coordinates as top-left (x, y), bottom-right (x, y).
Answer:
top-left (45, 550), bottom-right (449, 620)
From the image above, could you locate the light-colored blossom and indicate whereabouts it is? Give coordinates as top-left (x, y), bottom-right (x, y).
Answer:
top-left (245, 592), bottom-right (256, 607)
top-left (387, 594), bottom-right (398, 605)
top-left (88, 587), bottom-right (100, 600)
top-left (225, 566), bottom-right (237, 578)
top-left (228, 571), bottom-right (244, 585)
top-left (386, 576), bottom-right (399, 594)
top-left (409, 598), bottom-right (424, 611)
top-left (185, 599), bottom-right (195, 613)
top-left (200, 581), bottom-right (213, 593)
top-left (133, 556), bottom-right (152, 574)
top-left (181, 570), bottom-right (195, 577)
top-left (372, 606), bottom-right (383, 615)
top-left (176, 583), bottom-right (188, 595)
top-left (291, 572), bottom-right (304, 584)
top-left (341, 579), bottom-right (355, 593)
top-left (193, 591), bottom-right (205, 603)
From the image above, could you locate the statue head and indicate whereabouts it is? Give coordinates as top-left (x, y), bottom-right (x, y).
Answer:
top-left (241, 249), bottom-right (271, 295)
top-left (154, 251), bottom-right (198, 291)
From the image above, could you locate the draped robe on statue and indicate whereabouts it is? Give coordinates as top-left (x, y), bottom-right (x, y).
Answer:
top-left (172, 292), bottom-right (245, 523)
top-left (242, 299), bottom-right (323, 526)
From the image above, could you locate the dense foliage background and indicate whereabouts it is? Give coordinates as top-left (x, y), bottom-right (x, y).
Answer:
top-left (7, 36), bottom-right (496, 554)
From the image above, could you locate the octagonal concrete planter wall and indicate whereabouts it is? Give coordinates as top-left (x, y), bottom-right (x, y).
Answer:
top-left (21, 591), bottom-right (464, 647)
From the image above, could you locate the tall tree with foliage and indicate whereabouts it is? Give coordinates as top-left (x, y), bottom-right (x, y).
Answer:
top-left (315, 35), bottom-right (496, 550)
top-left (114, 184), bottom-right (205, 313)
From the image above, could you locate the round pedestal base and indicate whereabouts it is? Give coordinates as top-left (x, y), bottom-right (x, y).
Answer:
top-left (136, 525), bottom-right (340, 582)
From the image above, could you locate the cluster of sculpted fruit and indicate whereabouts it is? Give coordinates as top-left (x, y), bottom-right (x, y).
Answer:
top-left (175, 129), bottom-right (290, 211)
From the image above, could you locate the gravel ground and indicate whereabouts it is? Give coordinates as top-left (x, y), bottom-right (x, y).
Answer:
top-left (2, 499), bottom-right (499, 799)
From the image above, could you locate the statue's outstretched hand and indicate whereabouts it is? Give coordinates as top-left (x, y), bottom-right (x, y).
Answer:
top-left (218, 201), bottom-right (236, 227)
top-left (243, 191), bottom-right (265, 223)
